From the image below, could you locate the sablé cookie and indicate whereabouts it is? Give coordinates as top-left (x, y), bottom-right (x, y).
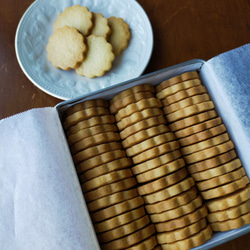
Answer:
top-left (46, 26), bottom-right (86, 70)
top-left (108, 16), bottom-right (131, 56)
top-left (53, 5), bottom-right (93, 36)
top-left (75, 35), bottom-right (115, 78)
top-left (90, 12), bottom-right (111, 39)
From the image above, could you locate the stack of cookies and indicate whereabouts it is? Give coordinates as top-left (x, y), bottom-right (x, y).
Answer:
top-left (63, 99), bottom-right (158, 249)
top-left (110, 85), bottom-right (212, 250)
top-left (47, 5), bottom-right (131, 78)
top-left (156, 71), bottom-right (250, 232)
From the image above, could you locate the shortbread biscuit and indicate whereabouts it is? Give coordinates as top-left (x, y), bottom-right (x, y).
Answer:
top-left (64, 106), bottom-right (110, 129)
top-left (145, 186), bottom-right (198, 214)
top-left (91, 195), bottom-right (144, 222)
top-left (207, 199), bottom-right (250, 223)
top-left (162, 85), bottom-right (208, 106)
top-left (53, 5), bottom-right (93, 36)
top-left (132, 150), bottom-right (182, 175)
top-left (98, 214), bottom-right (150, 243)
top-left (191, 158), bottom-right (242, 181)
top-left (209, 212), bottom-right (250, 231)
top-left (163, 94), bottom-right (210, 114)
top-left (184, 140), bottom-right (235, 164)
top-left (201, 175), bottom-right (249, 200)
top-left (47, 26), bottom-right (86, 70)
top-left (81, 168), bottom-right (133, 192)
top-left (168, 110), bottom-right (217, 131)
top-left (75, 35), bottom-right (115, 78)
top-left (150, 195), bottom-right (203, 223)
top-left (137, 166), bottom-right (187, 194)
top-left (122, 124), bottom-right (169, 148)
top-left (115, 98), bottom-right (162, 121)
top-left (82, 157), bottom-right (132, 180)
top-left (67, 115), bottom-right (115, 135)
top-left (94, 206), bottom-right (146, 233)
top-left (71, 132), bottom-right (120, 153)
top-left (126, 133), bottom-right (176, 157)
top-left (156, 79), bottom-right (202, 100)
top-left (73, 142), bottom-right (122, 164)
top-left (87, 188), bottom-right (138, 212)
top-left (156, 71), bottom-right (199, 92)
top-left (65, 99), bottom-right (109, 116)
top-left (187, 149), bottom-right (237, 173)
top-left (180, 133), bottom-right (229, 156)
top-left (178, 124), bottom-right (226, 147)
top-left (84, 177), bottom-right (137, 202)
top-left (117, 108), bottom-right (163, 130)
top-left (166, 101), bottom-right (215, 123)
top-left (157, 217), bottom-right (207, 244)
top-left (90, 12), bottom-right (111, 39)
top-left (136, 159), bottom-right (186, 184)
top-left (77, 149), bottom-right (127, 174)
top-left (108, 16), bottom-right (131, 56)
top-left (110, 84), bottom-right (155, 106)
top-left (132, 141), bottom-right (181, 164)
top-left (197, 167), bottom-right (246, 191)
top-left (174, 117), bottom-right (222, 139)
top-left (101, 224), bottom-right (155, 250)
top-left (120, 116), bottom-right (166, 139)
top-left (142, 177), bottom-right (195, 204)
top-left (110, 91), bottom-right (155, 114)
top-left (206, 185), bottom-right (250, 212)
top-left (156, 205), bottom-right (208, 232)
top-left (68, 124), bottom-right (118, 146)
top-left (128, 235), bottom-right (158, 250)
top-left (160, 225), bottom-right (212, 250)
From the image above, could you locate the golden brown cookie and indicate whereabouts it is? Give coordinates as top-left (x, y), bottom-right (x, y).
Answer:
top-left (119, 116), bottom-right (167, 140)
top-left (200, 175), bottom-right (249, 200)
top-left (94, 206), bottom-right (146, 233)
top-left (46, 26), bottom-right (86, 70)
top-left (108, 16), bottom-right (131, 56)
top-left (100, 224), bottom-right (155, 250)
top-left (160, 225), bottom-right (212, 250)
top-left (91, 195), bottom-right (144, 222)
top-left (75, 35), bottom-right (115, 78)
top-left (163, 94), bottom-right (210, 114)
top-left (156, 71), bottom-right (199, 92)
top-left (206, 185), bottom-right (250, 212)
top-left (53, 5), bottom-right (93, 36)
top-left (145, 186), bottom-right (198, 214)
top-left (156, 217), bottom-right (207, 244)
top-left (209, 212), bottom-right (250, 231)
top-left (84, 177), bottom-right (137, 202)
top-left (97, 214), bottom-right (151, 243)
top-left (110, 84), bottom-right (155, 105)
top-left (155, 205), bottom-right (208, 232)
top-left (187, 149), bottom-right (237, 174)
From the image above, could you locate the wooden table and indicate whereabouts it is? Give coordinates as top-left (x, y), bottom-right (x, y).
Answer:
top-left (0, 0), bottom-right (249, 249)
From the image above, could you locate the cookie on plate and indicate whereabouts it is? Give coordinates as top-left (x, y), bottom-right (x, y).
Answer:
top-left (46, 26), bottom-right (86, 70)
top-left (75, 35), bottom-right (115, 78)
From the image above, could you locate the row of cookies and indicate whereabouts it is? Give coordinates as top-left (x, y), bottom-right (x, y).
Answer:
top-left (109, 85), bottom-right (212, 250)
top-left (63, 100), bottom-right (159, 249)
top-left (47, 5), bottom-right (131, 78)
top-left (156, 71), bottom-right (250, 232)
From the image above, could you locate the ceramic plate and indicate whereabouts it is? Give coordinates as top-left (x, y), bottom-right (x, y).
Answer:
top-left (15, 0), bottom-right (153, 100)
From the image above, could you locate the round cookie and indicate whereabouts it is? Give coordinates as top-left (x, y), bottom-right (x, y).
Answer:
top-left (53, 5), bottom-right (93, 36)
top-left (46, 26), bottom-right (86, 70)
top-left (91, 12), bottom-right (111, 39)
top-left (75, 35), bottom-right (115, 78)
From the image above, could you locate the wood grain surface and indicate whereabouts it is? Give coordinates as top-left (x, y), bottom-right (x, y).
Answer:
top-left (0, 0), bottom-right (249, 249)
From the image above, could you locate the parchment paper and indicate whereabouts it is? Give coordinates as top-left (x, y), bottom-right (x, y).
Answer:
top-left (0, 107), bottom-right (100, 250)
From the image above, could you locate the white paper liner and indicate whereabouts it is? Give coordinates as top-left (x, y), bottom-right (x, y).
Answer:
top-left (0, 107), bottom-right (99, 250)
